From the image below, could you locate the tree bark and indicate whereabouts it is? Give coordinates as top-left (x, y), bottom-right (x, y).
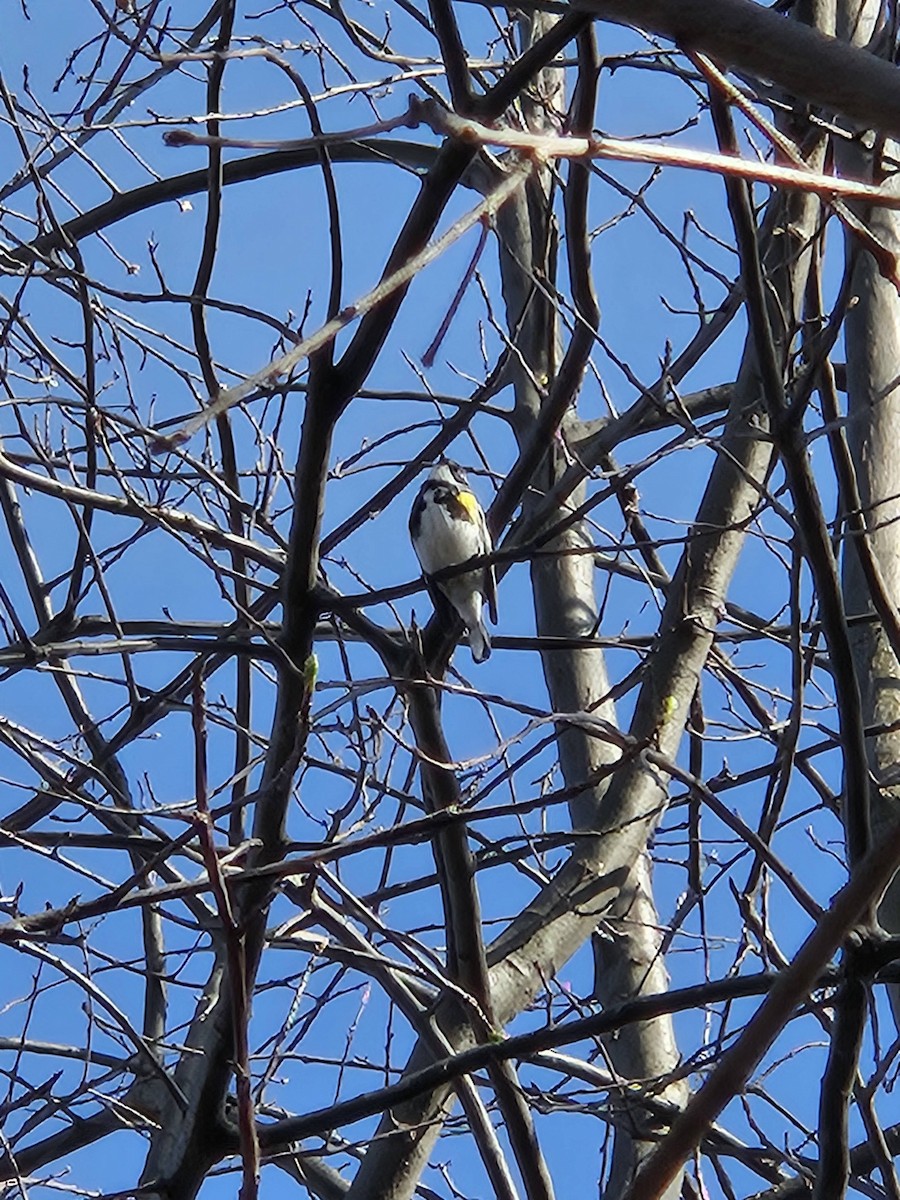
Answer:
top-left (837, 0), bottom-right (900, 1016)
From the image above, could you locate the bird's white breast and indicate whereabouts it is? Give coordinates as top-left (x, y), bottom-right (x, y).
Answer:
top-left (414, 499), bottom-right (483, 575)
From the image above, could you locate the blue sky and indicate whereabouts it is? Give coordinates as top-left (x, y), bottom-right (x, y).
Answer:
top-left (0, 3), bottom-right (873, 1198)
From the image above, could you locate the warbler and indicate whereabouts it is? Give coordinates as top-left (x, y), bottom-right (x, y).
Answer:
top-left (409, 460), bottom-right (498, 663)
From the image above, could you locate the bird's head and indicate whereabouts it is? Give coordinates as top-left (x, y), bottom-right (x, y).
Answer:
top-left (428, 459), bottom-right (468, 487)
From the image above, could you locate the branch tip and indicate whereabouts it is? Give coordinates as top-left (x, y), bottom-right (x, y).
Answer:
top-left (164, 129), bottom-right (201, 148)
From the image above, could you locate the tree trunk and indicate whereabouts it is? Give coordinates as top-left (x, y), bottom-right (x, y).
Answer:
top-left (838, 0), bottom-right (900, 1012)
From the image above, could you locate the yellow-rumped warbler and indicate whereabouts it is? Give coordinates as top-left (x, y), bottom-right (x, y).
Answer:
top-left (409, 460), bottom-right (498, 663)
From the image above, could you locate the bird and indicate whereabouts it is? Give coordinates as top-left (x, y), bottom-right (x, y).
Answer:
top-left (409, 460), bottom-right (498, 663)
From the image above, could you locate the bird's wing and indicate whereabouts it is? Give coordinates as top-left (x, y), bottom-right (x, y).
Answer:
top-left (484, 562), bottom-right (498, 625)
top-left (478, 510), bottom-right (498, 625)
top-left (487, 566), bottom-right (501, 628)
top-left (408, 489), bottom-right (426, 547)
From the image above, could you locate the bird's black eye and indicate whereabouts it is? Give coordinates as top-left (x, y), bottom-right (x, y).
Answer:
top-left (448, 462), bottom-right (467, 484)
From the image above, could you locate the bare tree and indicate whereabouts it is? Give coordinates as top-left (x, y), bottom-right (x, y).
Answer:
top-left (3, 3), bottom-right (900, 1200)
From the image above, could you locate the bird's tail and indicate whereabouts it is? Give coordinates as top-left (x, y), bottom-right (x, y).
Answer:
top-left (446, 584), bottom-right (491, 663)
top-left (468, 617), bottom-right (492, 663)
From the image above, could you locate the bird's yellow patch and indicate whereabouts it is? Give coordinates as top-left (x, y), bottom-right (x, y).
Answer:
top-left (457, 490), bottom-right (479, 522)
